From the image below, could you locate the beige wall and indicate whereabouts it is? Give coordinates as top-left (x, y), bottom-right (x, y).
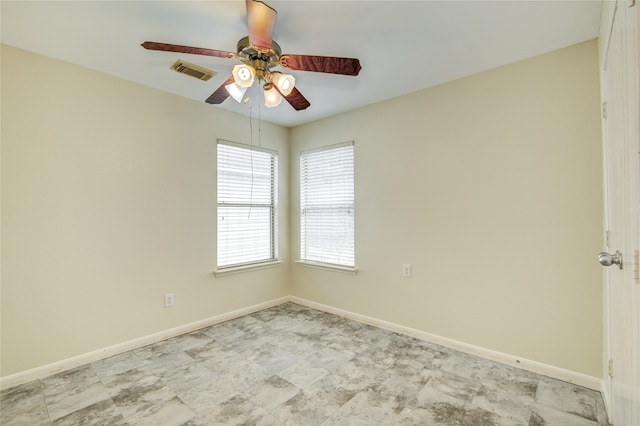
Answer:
top-left (1, 40), bottom-right (604, 380)
top-left (0, 45), bottom-right (290, 377)
top-left (290, 40), bottom-right (603, 377)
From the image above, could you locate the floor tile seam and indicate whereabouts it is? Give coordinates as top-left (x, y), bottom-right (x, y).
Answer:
top-left (432, 367), bottom-right (490, 390)
top-left (179, 395), bottom-right (200, 422)
top-left (533, 385), bottom-right (599, 420)
top-left (594, 400), bottom-right (609, 425)
top-left (266, 372), bottom-right (360, 416)
top-left (361, 391), bottom-right (421, 416)
top-left (561, 405), bottom-right (600, 423)
top-left (266, 396), bottom-right (338, 426)
top-left (97, 364), bottom-right (162, 394)
top-left (529, 401), bottom-right (600, 425)
top-left (175, 394), bottom-right (202, 420)
top-left (89, 358), bottom-right (142, 383)
top-left (9, 379), bottom-right (45, 404)
top-left (467, 392), bottom-right (535, 424)
top-left (53, 396), bottom-right (120, 425)
top-left (165, 371), bottom-right (227, 403)
top-left (143, 355), bottom-right (200, 380)
top-left (473, 383), bottom-right (539, 403)
top-left (103, 394), bottom-right (136, 426)
top-left (40, 379), bottom-right (108, 424)
top-left (46, 393), bottom-right (112, 424)
top-left (118, 394), bottom-right (197, 425)
top-left (101, 372), bottom-right (176, 413)
top-left (245, 389), bottom-right (300, 418)
top-left (191, 393), bottom-right (260, 424)
top-left (38, 380), bottom-right (54, 426)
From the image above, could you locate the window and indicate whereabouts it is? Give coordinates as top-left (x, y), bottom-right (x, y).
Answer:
top-left (217, 140), bottom-right (278, 269)
top-left (300, 141), bottom-right (355, 269)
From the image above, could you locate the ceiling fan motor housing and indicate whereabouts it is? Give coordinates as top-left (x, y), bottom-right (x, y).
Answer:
top-left (237, 36), bottom-right (281, 80)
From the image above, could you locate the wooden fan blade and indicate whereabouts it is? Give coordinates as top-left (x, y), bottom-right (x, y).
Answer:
top-left (283, 87), bottom-right (311, 111)
top-left (205, 76), bottom-right (235, 104)
top-left (280, 55), bottom-right (362, 76)
top-left (141, 41), bottom-right (236, 59)
top-left (246, 0), bottom-right (277, 52)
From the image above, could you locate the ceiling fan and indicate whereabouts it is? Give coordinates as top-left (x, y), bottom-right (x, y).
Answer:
top-left (141, 0), bottom-right (362, 111)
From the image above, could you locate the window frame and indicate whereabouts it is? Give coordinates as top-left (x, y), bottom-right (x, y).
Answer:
top-left (298, 141), bottom-right (356, 274)
top-left (215, 139), bottom-right (280, 275)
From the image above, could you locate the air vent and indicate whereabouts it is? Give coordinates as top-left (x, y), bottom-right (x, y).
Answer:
top-left (170, 60), bottom-right (216, 81)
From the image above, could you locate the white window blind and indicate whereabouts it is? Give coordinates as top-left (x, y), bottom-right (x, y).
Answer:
top-left (217, 140), bottom-right (278, 268)
top-left (300, 141), bottom-right (354, 267)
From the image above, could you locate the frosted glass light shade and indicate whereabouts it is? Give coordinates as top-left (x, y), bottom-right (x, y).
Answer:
top-left (264, 85), bottom-right (282, 107)
top-left (225, 83), bottom-right (247, 103)
top-left (232, 64), bottom-right (255, 88)
top-left (271, 72), bottom-right (295, 96)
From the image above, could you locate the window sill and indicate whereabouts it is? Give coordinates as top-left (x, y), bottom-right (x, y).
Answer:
top-left (295, 260), bottom-right (358, 275)
top-left (214, 260), bottom-right (283, 277)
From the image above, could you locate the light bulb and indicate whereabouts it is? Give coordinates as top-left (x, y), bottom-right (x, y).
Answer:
top-left (237, 68), bottom-right (251, 81)
top-left (232, 64), bottom-right (255, 88)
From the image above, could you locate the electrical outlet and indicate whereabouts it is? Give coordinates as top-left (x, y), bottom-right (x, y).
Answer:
top-left (164, 293), bottom-right (175, 308)
top-left (402, 264), bottom-right (412, 278)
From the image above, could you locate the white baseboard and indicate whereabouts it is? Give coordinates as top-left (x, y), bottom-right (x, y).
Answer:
top-left (289, 296), bottom-right (603, 391)
top-left (1, 295), bottom-right (603, 393)
top-left (0, 296), bottom-right (289, 390)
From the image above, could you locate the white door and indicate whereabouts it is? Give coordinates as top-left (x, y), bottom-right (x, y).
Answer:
top-left (599, 1), bottom-right (640, 424)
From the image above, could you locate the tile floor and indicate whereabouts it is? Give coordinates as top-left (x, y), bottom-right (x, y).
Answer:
top-left (1, 302), bottom-right (609, 425)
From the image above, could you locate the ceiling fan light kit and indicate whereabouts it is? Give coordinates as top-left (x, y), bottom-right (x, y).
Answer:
top-left (141, 0), bottom-right (361, 111)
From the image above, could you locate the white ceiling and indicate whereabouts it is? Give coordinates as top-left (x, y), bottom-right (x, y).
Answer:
top-left (1, 1), bottom-right (602, 128)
